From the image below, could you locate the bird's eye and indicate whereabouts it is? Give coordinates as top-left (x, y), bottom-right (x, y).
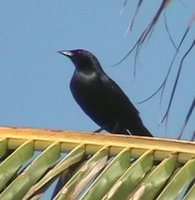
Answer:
top-left (77, 50), bottom-right (82, 54)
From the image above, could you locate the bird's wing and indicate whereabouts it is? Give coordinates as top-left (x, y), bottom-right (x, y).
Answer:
top-left (99, 73), bottom-right (140, 116)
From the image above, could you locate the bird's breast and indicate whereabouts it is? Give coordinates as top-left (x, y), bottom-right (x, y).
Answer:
top-left (70, 71), bottom-right (105, 118)
top-left (70, 71), bottom-right (99, 93)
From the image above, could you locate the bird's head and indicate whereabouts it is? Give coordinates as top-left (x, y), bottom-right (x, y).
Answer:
top-left (58, 49), bottom-right (103, 72)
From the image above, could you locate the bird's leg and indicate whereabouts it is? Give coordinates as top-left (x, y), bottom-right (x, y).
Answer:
top-left (112, 123), bottom-right (120, 133)
top-left (125, 129), bottom-right (131, 135)
top-left (94, 127), bottom-right (105, 133)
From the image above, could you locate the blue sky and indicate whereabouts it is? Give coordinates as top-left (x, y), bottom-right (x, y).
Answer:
top-left (0, 1), bottom-right (194, 140)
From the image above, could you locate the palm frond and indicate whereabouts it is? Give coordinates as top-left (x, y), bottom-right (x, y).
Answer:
top-left (0, 127), bottom-right (195, 199)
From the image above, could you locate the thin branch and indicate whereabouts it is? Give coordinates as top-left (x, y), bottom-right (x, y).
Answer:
top-left (125, 0), bottom-right (143, 33)
top-left (138, 24), bottom-right (190, 105)
top-left (178, 97), bottom-right (195, 140)
top-left (161, 39), bottom-right (195, 123)
top-left (116, 0), bottom-right (170, 67)
top-left (164, 13), bottom-right (178, 50)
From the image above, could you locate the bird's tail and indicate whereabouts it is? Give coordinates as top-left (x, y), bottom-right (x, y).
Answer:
top-left (132, 126), bottom-right (153, 137)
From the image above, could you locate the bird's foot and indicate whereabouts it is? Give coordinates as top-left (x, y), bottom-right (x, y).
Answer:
top-left (94, 127), bottom-right (104, 133)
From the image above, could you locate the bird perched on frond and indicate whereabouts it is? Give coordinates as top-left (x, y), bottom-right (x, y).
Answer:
top-left (58, 49), bottom-right (152, 137)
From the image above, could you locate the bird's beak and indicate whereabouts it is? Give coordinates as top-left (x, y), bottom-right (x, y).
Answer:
top-left (57, 50), bottom-right (73, 57)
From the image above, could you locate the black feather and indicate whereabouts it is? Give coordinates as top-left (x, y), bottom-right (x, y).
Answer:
top-left (58, 49), bottom-right (152, 137)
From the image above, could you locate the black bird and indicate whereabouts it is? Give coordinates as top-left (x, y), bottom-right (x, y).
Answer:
top-left (58, 49), bottom-right (152, 137)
